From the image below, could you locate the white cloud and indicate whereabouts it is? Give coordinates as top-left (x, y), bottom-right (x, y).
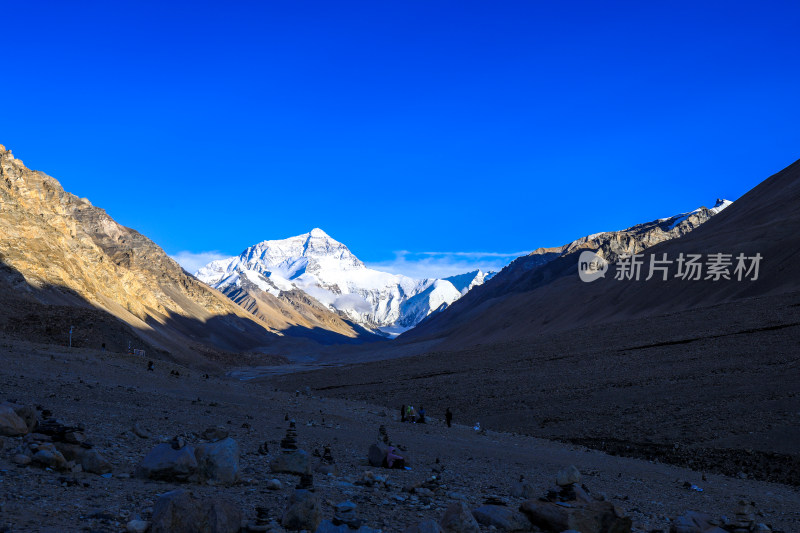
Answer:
top-left (170, 250), bottom-right (230, 274)
top-left (366, 250), bottom-right (528, 279)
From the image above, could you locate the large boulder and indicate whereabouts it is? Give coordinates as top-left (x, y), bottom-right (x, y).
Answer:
top-left (368, 442), bottom-right (389, 467)
top-left (520, 499), bottom-right (631, 533)
top-left (472, 505), bottom-right (531, 531)
top-left (57, 443), bottom-right (112, 474)
top-left (0, 405), bottom-right (29, 436)
top-left (150, 489), bottom-right (241, 533)
top-left (440, 501), bottom-right (480, 533)
top-left (282, 489), bottom-right (322, 531)
top-left (270, 449), bottom-right (311, 475)
top-left (194, 437), bottom-right (239, 485)
top-left (136, 443), bottom-right (198, 482)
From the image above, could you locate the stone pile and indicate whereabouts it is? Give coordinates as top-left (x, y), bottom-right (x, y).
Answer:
top-left (316, 444), bottom-right (338, 475)
top-left (296, 472), bottom-right (315, 490)
top-left (520, 465), bottom-right (631, 533)
top-left (378, 424), bottom-right (390, 445)
top-left (3, 405), bottom-right (112, 475)
top-left (270, 421), bottom-right (311, 476)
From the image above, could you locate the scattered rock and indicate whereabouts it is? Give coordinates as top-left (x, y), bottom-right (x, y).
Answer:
top-left (32, 443), bottom-right (69, 470)
top-left (266, 478), bottom-right (283, 490)
top-left (315, 520), bottom-right (351, 533)
top-left (201, 426), bottom-right (229, 442)
top-left (12, 454), bottom-right (31, 466)
top-left (150, 489), bottom-right (242, 533)
top-left (132, 422), bottom-right (152, 439)
top-left (126, 519), bottom-right (150, 533)
top-left (403, 519), bottom-right (444, 533)
top-left (281, 489), bottom-right (322, 531)
top-left (440, 501), bottom-right (480, 533)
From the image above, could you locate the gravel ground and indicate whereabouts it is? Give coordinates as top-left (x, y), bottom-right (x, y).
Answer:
top-left (0, 336), bottom-right (798, 532)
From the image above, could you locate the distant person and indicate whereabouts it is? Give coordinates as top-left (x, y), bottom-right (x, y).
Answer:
top-left (101, 343), bottom-right (106, 352)
top-left (401, 404), bottom-right (406, 423)
top-left (445, 408), bottom-right (453, 428)
top-left (385, 446), bottom-right (405, 469)
top-left (418, 406), bottom-right (426, 424)
top-left (147, 361), bottom-right (154, 371)
top-left (409, 405), bottom-right (417, 424)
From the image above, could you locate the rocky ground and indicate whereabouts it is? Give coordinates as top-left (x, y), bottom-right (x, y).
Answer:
top-left (271, 291), bottom-right (800, 489)
top-left (0, 337), bottom-right (798, 532)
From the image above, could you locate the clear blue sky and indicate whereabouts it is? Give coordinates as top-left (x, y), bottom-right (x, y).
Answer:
top-left (4, 1), bottom-right (800, 277)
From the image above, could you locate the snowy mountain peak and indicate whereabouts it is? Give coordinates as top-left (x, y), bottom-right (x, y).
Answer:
top-left (444, 269), bottom-right (496, 295)
top-left (711, 199), bottom-right (733, 214)
top-left (195, 229), bottom-right (493, 335)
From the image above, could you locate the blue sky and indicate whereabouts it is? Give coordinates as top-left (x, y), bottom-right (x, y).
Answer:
top-left (3, 1), bottom-right (800, 277)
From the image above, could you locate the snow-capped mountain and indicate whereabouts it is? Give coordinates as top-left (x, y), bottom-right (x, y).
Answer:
top-left (195, 229), bottom-right (494, 335)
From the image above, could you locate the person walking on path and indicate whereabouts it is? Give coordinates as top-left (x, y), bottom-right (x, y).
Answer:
top-left (401, 405), bottom-right (406, 423)
top-left (445, 407), bottom-right (453, 428)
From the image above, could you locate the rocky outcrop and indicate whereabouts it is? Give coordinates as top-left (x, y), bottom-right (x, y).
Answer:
top-left (0, 144), bottom-right (328, 364)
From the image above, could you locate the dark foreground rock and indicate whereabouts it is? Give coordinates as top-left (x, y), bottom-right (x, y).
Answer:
top-left (136, 443), bottom-right (198, 481)
top-left (150, 489), bottom-right (242, 533)
top-left (440, 501), bottom-right (480, 533)
top-left (472, 504), bottom-right (531, 531)
top-left (520, 499), bottom-right (631, 533)
top-left (282, 489), bottom-right (323, 531)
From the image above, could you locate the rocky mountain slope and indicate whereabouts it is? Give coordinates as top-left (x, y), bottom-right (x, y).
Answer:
top-left (0, 145), bottom-right (375, 366)
top-left (399, 198), bottom-right (732, 346)
top-left (197, 230), bottom-right (493, 335)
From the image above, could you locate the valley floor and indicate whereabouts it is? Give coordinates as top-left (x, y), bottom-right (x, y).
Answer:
top-left (0, 337), bottom-right (798, 532)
